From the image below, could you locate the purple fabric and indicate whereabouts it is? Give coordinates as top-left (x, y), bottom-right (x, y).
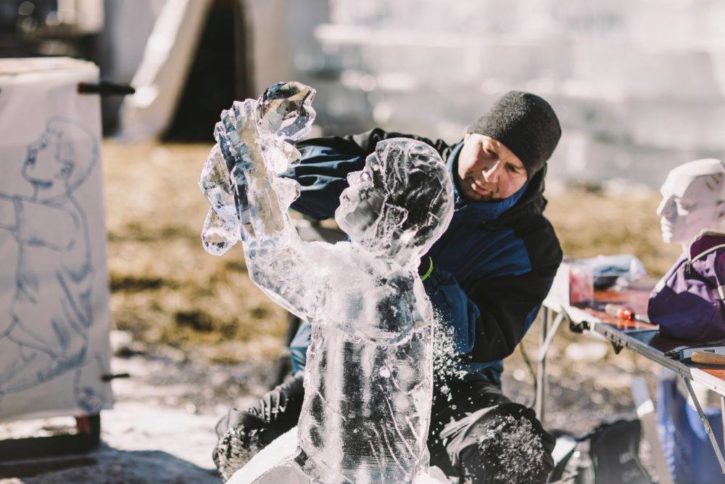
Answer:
top-left (648, 233), bottom-right (725, 341)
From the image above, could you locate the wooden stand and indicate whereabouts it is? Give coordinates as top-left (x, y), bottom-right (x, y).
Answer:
top-left (0, 414), bottom-right (101, 476)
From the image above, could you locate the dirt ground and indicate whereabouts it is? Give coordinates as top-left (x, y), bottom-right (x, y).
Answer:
top-left (1, 140), bottom-right (683, 482)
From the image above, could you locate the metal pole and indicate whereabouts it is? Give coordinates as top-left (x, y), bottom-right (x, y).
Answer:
top-left (631, 377), bottom-right (674, 484)
top-left (537, 312), bottom-right (565, 363)
top-left (683, 378), bottom-right (725, 473)
top-left (535, 307), bottom-right (549, 423)
top-left (722, 396), bottom-right (725, 457)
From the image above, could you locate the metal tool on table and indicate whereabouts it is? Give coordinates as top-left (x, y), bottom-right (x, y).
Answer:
top-left (602, 303), bottom-right (651, 323)
top-left (604, 303), bottom-right (637, 320)
top-left (603, 303), bottom-right (725, 365)
top-left (666, 343), bottom-right (725, 366)
top-left (691, 350), bottom-right (725, 366)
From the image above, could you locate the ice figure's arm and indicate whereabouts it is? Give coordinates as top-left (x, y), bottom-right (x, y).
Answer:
top-left (216, 93), bottom-right (329, 318)
top-left (286, 128), bottom-right (451, 220)
top-left (218, 105), bottom-right (293, 242)
top-left (235, 157), bottom-right (328, 319)
top-left (246, 242), bottom-right (331, 320)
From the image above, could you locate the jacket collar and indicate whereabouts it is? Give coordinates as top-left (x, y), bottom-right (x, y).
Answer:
top-left (688, 230), bottom-right (725, 262)
top-left (447, 140), bottom-right (548, 227)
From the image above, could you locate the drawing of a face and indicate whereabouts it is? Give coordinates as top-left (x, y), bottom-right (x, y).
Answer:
top-left (22, 131), bottom-right (73, 193)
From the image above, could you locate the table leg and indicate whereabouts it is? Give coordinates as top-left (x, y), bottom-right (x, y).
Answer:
top-left (631, 377), bottom-right (673, 484)
top-left (535, 307), bottom-right (550, 423)
top-left (683, 378), bottom-right (725, 473)
top-left (538, 312), bottom-right (566, 363)
top-left (722, 396), bottom-right (725, 457)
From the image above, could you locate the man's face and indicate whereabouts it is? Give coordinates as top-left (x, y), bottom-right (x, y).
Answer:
top-left (22, 133), bottom-right (72, 191)
top-left (457, 133), bottom-right (527, 201)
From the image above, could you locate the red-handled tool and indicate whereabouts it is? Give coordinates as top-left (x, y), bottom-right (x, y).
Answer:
top-left (604, 303), bottom-right (636, 321)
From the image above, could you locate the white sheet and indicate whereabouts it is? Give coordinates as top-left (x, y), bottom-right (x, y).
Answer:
top-left (0, 57), bottom-right (114, 422)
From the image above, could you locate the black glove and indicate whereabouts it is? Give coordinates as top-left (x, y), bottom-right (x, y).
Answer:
top-left (213, 374), bottom-right (305, 480)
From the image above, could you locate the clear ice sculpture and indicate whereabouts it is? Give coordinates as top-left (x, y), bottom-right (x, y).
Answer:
top-left (200, 82), bottom-right (454, 483)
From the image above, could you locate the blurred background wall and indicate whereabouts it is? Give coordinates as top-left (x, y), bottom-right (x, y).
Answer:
top-left (3, 0), bottom-right (725, 187)
top-left (273, 0), bottom-right (725, 188)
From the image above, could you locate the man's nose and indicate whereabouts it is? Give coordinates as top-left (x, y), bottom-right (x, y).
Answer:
top-left (481, 160), bottom-right (502, 180)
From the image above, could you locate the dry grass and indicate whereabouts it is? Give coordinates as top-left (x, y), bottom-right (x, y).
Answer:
top-left (547, 187), bottom-right (681, 277)
top-left (103, 141), bottom-right (285, 361)
top-left (103, 140), bottom-right (679, 365)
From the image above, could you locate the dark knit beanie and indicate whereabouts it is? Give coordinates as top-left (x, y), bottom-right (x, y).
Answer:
top-left (468, 91), bottom-right (561, 177)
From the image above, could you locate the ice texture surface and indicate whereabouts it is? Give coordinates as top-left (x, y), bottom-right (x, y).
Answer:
top-left (200, 81), bottom-right (454, 483)
top-left (228, 427), bottom-right (449, 484)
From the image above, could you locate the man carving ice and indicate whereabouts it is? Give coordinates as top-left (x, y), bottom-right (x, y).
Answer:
top-left (211, 86), bottom-right (562, 482)
top-left (201, 82), bottom-right (454, 482)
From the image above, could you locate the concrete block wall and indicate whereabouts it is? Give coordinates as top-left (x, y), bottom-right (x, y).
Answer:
top-left (287, 0), bottom-right (725, 187)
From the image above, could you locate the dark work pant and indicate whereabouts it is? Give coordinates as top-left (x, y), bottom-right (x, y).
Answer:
top-left (428, 378), bottom-right (555, 483)
top-left (213, 374), bottom-right (554, 482)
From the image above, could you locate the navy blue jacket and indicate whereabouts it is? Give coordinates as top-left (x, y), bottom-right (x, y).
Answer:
top-left (288, 128), bottom-right (563, 384)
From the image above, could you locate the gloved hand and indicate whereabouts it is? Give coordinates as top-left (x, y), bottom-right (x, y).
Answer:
top-left (212, 374), bottom-right (305, 480)
top-left (421, 258), bottom-right (479, 355)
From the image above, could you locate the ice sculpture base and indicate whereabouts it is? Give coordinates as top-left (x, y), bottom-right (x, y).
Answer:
top-left (229, 427), bottom-right (449, 484)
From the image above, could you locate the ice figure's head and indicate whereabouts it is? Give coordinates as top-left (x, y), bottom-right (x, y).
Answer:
top-left (335, 138), bottom-right (454, 264)
top-left (657, 158), bottom-right (725, 245)
top-left (23, 117), bottom-right (98, 201)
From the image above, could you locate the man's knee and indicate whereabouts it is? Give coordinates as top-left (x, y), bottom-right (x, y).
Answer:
top-left (441, 402), bottom-right (555, 483)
